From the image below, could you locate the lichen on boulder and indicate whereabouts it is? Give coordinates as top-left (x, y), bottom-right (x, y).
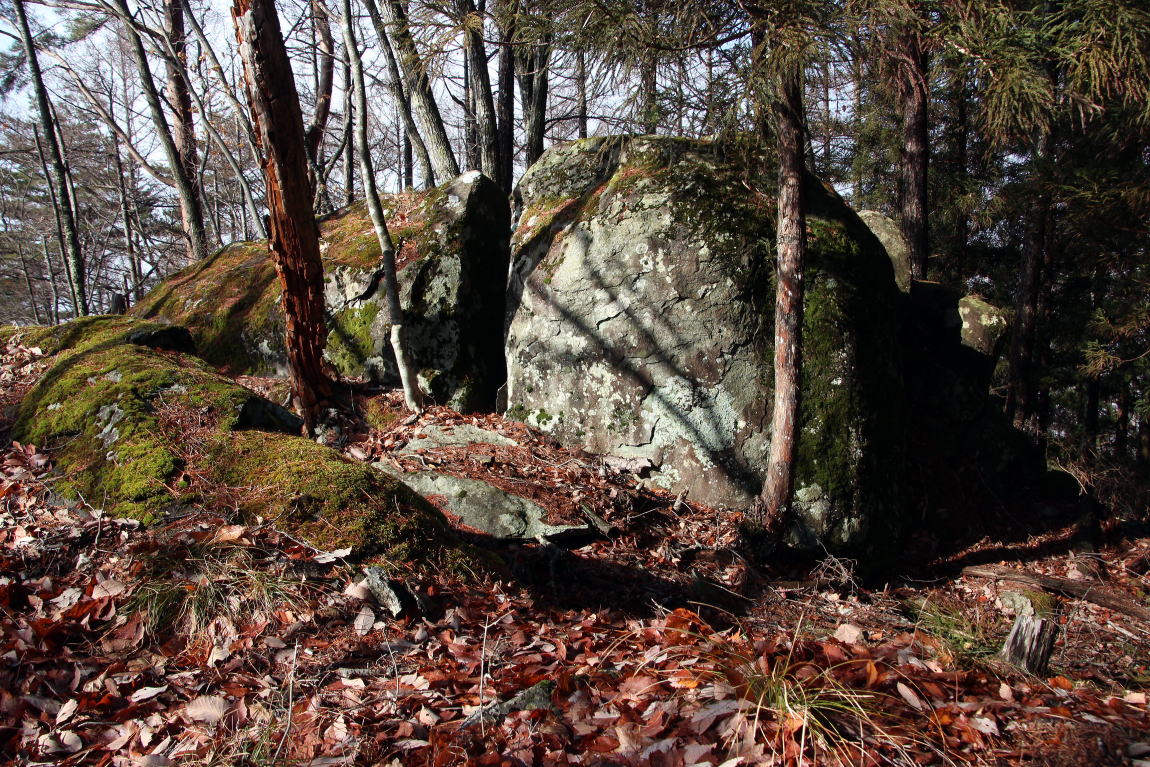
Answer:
top-left (11, 317), bottom-right (479, 571)
top-left (133, 171), bottom-right (510, 411)
top-left (504, 135), bottom-right (906, 556)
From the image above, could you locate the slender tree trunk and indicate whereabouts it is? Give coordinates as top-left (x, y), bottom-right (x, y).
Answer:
top-left (111, 132), bottom-right (144, 301)
top-left (112, 0), bottom-right (207, 263)
top-left (341, 51), bottom-right (356, 204)
top-left (33, 130), bottom-right (81, 318)
top-left (576, 47), bottom-right (588, 139)
top-left (363, 0), bottom-right (434, 187)
top-left (304, 0), bottom-right (335, 163)
top-left (377, 0), bottom-right (460, 181)
top-left (519, 32), bottom-right (550, 167)
top-left (402, 120), bottom-right (414, 189)
top-left (342, 0), bottom-right (422, 411)
top-left (898, 29), bottom-right (929, 280)
top-left (233, 0), bottom-right (337, 435)
top-left (180, 0), bottom-right (262, 166)
top-left (17, 247), bottom-right (42, 324)
top-left (640, 55), bottom-right (657, 134)
top-left (455, 0), bottom-right (501, 178)
top-left (495, 2), bottom-right (515, 185)
top-left (462, 53), bottom-right (478, 170)
top-left (16, 0), bottom-right (87, 316)
top-left (753, 59), bottom-right (807, 533)
top-left (1005, 135), bottom-right (1050, 434)
top-left (153, 43), bottom-right (267, 239)
top-left (41, 240), bottom-right (60, 325)
top-left (162, 0), bottom-right (205, 256)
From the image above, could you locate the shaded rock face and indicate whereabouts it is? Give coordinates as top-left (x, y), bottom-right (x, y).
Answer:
top-left (901, 279), bottom-right (1038, 504)
top-left (504, 136), bottom-right (906, 555)
top-left (134, 172), bottom-right (510, 412)
top-left (858, 211), bottom-right (911, 293)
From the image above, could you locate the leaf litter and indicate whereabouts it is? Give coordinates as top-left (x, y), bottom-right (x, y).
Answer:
top-left (2, 336), bottom-right (1149, 766)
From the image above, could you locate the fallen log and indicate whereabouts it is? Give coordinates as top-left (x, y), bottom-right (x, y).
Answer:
top-left (961, 564), bottom-right (1150, 622)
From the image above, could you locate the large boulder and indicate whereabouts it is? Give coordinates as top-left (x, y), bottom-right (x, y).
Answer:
top-left (504, 136), bottom-right (906, 555)
top-left (133, 172), bottom-right (510, 412)
top-left (10, 317), bottom-right (484, 571)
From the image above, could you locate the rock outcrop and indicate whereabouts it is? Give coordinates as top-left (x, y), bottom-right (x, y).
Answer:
top-left (504, 136), bottom-right (906, 555)
top-left (10, 317), bottom-right (483, 570)
top-left (133, 172), bottom-right (510, 411)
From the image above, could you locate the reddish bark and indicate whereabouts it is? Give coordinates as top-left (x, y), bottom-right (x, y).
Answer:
top-left (898, 29), bottom-right (930, 280)
top-left (233, 0), bottom-right (335, 435)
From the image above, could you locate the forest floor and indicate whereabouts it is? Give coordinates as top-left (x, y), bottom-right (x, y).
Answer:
top-left (2, 336), bottom-right (1149, 766)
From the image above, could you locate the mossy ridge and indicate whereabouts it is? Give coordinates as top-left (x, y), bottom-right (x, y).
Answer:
top-left (133, 187), bottom-right (458, 377)
top-left (206, 430), bottom-right (476, 572)
top-left (13, 317), bottom-right (491, 574)
top-left (319, 187), bottom-right (453, 274)
top-left (13, 317), bottom-right (261, 523)
top-left (131, 242), bottom-right (283, 374)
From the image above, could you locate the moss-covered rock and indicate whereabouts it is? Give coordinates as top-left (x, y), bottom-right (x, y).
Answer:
top-left (505, 136), bottom-right (905, 556)
top-left (133, 172), bottom-right (510, 412)
top-left (11, 317), bottom-right (481, 571)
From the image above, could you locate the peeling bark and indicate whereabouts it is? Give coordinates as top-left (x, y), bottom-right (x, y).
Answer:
top-left (233, 0), bottom-right (336, 435)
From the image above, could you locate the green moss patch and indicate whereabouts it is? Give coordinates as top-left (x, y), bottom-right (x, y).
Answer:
top-left (131, 242), bottom-right (283, 374)
top-left (206, 430), bottom-right (469, 570)
top-left (327, 302), bottom-right (382, 379)
top-left (134, 187), bottom-right (463, 378)
top-left (12, 317), bottom-right (487, 573)
top-left (14, 317), bottom-right (266, 523)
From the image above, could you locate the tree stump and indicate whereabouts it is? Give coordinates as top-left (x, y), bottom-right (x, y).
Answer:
top-left (1001, 614), bottom-right (1059, 676)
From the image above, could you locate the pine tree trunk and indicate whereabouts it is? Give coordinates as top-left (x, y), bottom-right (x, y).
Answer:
top-left (41, 240), bottom-right (60, 325)
top-left (640, 55), bottom-right (658, 134)
top-left (378, 0), bottom-right (460, 181)
top-left (16, 0), bottom-right (87, 316)
top-left (1006, 136), bottom-right (1050, 433)
top-left (522, 35), bottom-right (550, 167)
top-left (233, 0), bottom-right (336, 435)
top-left (342, 0), bottom-right (422, 411)
top-left (752, 60), bottom-right (807, 534)
top-left (899, 30), bottom-right (929, 280)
